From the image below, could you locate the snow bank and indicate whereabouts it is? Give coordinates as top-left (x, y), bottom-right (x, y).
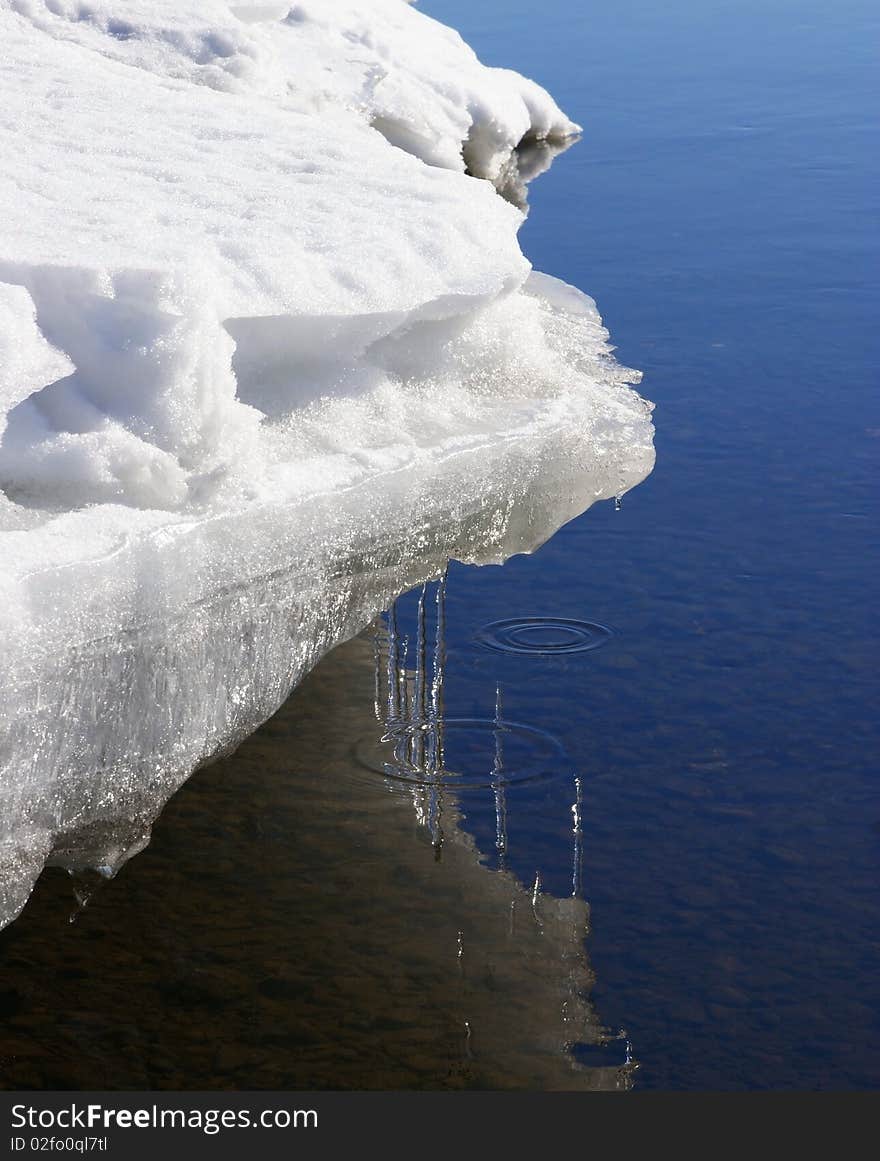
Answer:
top-left (0, 1), bottom-right (653, 928)
top-left (1, 0), bottom-right (582, 510)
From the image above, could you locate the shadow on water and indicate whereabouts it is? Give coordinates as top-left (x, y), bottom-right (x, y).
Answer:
top-left (0, 584), bottom-right (634, 1091)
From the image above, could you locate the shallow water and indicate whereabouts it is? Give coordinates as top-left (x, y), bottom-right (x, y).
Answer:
top-left (1, 0), bottom-right (878, 1091)
top-left (0, 628), bottom-right (631, 1091)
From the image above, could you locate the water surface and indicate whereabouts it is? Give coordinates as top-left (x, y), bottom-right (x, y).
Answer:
top-left (1, 0), bottom-right (878, 1091)
top-left (425, 0), bottom-right (880, 1090)
top-left (0, 628), bottom-right (629, 1091)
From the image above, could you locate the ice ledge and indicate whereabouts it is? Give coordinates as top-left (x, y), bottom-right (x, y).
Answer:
top-left (0, 2), bottom-right (650, 929)
top-left (0, 275), bottom-right (655, 930)
top-left (0, 363), bottom-right (654, 929)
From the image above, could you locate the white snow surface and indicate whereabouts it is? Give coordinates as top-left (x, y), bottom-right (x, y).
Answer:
top-left (0, 0), bottom-right (584, 511)
top-left (0, 1), bottom-right (654, 927)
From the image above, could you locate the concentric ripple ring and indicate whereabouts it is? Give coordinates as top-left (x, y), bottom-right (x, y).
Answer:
top-left (354, 717), bottom-right (568, 790)
top-left (475, 617), bottom-right (614, 656)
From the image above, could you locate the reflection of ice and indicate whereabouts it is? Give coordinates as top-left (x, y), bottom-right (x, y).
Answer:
top-left (0, 625), bottom-right (637, 1090)
top-left (364, 573), bottom-right (639, 1086)
top-left (572, 775), bottom-right (584, 901)
top-left (371, 578), bottom-right (588, 910)
top-left (357, 601), bottom-right (640, 1089)
top-left (373, 575), bottom-right (565, 865)
top-left (376, 572), bottom-right (449, 853)
top-left (492, 687), bottom-right (509, 871)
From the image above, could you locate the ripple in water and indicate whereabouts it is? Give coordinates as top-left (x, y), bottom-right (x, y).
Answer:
top-left (355, 717), bottom-right (568, 790)
top-left (476, 617), bottom-right (613, 656)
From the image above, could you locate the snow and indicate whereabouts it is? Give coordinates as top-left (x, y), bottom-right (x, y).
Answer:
top-left (0, 0), bottom-right (654, 928)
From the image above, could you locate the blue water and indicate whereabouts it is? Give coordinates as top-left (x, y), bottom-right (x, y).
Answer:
top-left (2, 0), bottom-right (876, 1095)
top-left (412, 0), bottom-right (879, 1089)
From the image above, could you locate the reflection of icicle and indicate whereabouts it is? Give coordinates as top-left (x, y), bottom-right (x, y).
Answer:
top-left (492, 685), bottom-right (508, 871)
top-left (427, 568), bottom-right (447, 775)
top-left (373, 619), bottom-right (383, 723)
top-left (397, 634), bottom-right (410, 732)
top-left (385, 605), bottom-right (400, 725)
top-left (369, 580), bottom-right (632, 1086)
top-left (612, 1029), bottom-right (638, 1088)
top-left (422, 575), bottom-right (445, 856)
top-left (427, 781), bottom-right (444, 859)
top-left (66, 867), bottom-right (110, 925)
top-left (571, 775), bottom-right (583, 900)
top-left (407, 781), bottom-right (445, 856)
top-left (374, 575), bottom-right (513, 869)
top-left (410, 584), bottom-right (428, 772)
top-left (531, 870), bottom-right (544, 932)
top-left (463, 1019), bottom-right (473, 1060)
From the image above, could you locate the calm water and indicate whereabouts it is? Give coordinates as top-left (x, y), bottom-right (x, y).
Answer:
top-left (424, 0), bottom-right (880, 1089)
top-left (1, 0), bottom-right (877, 1091)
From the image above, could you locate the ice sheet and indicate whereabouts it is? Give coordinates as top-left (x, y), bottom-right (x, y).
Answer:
top-left (0, 1), bottom-right (654, 928)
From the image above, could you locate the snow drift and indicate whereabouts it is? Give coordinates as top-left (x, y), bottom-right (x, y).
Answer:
top-left (0, 0), bottom-right (654, 928)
